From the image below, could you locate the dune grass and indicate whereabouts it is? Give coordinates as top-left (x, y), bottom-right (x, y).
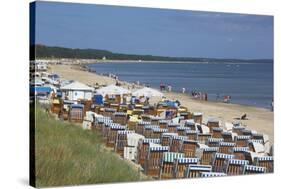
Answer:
top-left (34, 104), bottom-right (149, 187)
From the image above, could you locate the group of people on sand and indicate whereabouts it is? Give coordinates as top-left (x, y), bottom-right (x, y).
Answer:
top-left (191, 91), bottom-right (208, 101)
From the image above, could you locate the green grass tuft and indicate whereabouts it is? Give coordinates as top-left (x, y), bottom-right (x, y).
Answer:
top-left (35, 104), bottom-right (149, 187)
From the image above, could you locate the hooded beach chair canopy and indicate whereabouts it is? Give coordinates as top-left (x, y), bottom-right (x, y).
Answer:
top-left (96, 84), bottom-right (131, 96)
top-left (132, 87), bottom-right (163, 97)
top-left (60, 81), bottom-right (94, 91)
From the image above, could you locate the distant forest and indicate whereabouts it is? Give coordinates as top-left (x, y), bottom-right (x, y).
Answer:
top-left (32, 44), bottom-right (273, 63)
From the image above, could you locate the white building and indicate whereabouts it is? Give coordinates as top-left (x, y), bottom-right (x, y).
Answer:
top-left (60, 81), bottom-right (94, 101)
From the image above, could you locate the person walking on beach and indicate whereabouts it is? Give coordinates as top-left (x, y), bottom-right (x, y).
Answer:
top-left (271, 100), bottom-right (274, 111)
top-left (205, 93), bottom-right (208, 101)
top-left (182, 87), bottom-right (186, 94)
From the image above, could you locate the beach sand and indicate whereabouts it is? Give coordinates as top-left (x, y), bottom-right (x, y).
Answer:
top-left (48, 64), bottom-right (274, 144)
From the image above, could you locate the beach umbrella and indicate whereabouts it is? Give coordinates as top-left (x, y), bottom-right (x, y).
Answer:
top-left (96, 84), bottom-right (131, 96)
top-left (132, 87), bottom-right (163, 98)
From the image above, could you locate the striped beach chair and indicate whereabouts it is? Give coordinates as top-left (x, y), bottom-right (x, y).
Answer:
top-left (241, 129), bottom-right (252, 136)
top-left (102, 122), bottom-right (117, 142)
top-left (243, 165), bottom-right (266, 174)
top-left (115, 130), bottom-right (134, 157)
top-left (207, 119), bottom-right (220, 133)
top-left (151, 116), bottom-right (162, 125)
top-left (144, 125), bottom-right (159, 138)
top-left (207, 138), bottom-right (224, 147)
top-left (224, 159), bottom-right (249, 175)
top-left (253, 156), bottom-right (274, 173)
top-left (185, 164), bottom-right (212, 178)
top-left (159, 120), bottom-right (169, 129)
top-left (181, 140), bottom-right (198, 157)
top-left (135, 121), bottom-right (151, 135)
top-left (193, 112), bottom-right (203, 124)
top-left (159, 152), bottom-right (185, 179)
top-left (251, 133), bottom-right (264, 141)
top-left (200, 147), bottom-right (219, 165)
top-left (218, 142), bottom-right (236, 154)
top-left (212, 127), bottom-right (223, 138)
top-left (212, 153), bottom-right (234, 172)
top-left (145, 146), bottom-right (170, 178)
top-left (232, 126), bottom-right (246, 135)
top-left (141, 114), bottom-right (152, 122)
top-left (170, 136), bottom-right (188, 152)
top-left (198, 134), bottom-right (212, 145)
top-left (173, 158), bottom-right (199, 178)
top-left (247, 139), bottom-right (264, 152)
top-left (167, 123), bottom-right (180, 133)
top-left (137, 138), bottom-right (161, 168)
top-left (113, 112), bottom-right (127, 125)
top-left (235, 135), bottom-right (251, 147)
top-left (200, 172), bottom-right (227, 177)
top-left (222, 132), bottom-right (233, 142)
top-left (185, 130), bottom-right (199, 141)
top-left (106, 124), bottom-right (126, 148)
top-left (103, 108), bottom-right (116, 119)
top-left (69, 104), bottom-right (84, 123)
top-left (231, 147), bottom-right (249, 160)
top-left (151, 128), bottom-right (168, 139)
top-left (176, 126), bottom-right (191, 136)
top-left (185, 119), bottom-right (196, 130)
top-left (161, 133), bottom-right (178, 146)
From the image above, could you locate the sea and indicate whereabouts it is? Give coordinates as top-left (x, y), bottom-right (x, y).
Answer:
top-left (87, 62), bottom-right (273, 109)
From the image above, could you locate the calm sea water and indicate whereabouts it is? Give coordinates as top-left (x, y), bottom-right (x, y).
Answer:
top-left (88, 62), bottom-right (273, 109)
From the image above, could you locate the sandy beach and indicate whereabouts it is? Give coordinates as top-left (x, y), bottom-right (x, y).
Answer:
top-left (48, 64), bottom-right (274, 144)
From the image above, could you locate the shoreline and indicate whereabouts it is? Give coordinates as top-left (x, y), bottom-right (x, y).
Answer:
top-left (48, 64), bottom-right (274, 144)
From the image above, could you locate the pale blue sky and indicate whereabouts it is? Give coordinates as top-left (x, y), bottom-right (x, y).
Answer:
top-left (34, 1), bottom-right (273, 59)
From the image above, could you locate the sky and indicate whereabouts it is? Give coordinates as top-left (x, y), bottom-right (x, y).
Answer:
top-left (34, 1), bottom-right (273, 59)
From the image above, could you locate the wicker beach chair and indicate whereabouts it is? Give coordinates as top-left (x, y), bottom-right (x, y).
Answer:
top-left (242, 165), bottom-right (266, 174)
top-left (253, 156), bottom-right (274, 173)
top-left (200, 147), bottom-right (219, 165)
top-left (143, 125), bottom-right (159, 138)
top-left (212, 153), bottom-right (234, 172)
top-left (207, 119), bottom-right (220, 133)
top-left (151, 128), bottom-right (168, 139)
top-left (198, 134), bottom-right (212, 145)
top-left (166, 123), bottom-right (179, 133)
top-left (193, 112), bottom-right (203, 124)
top-left (235, 135), bottom-right (251, 147)
top-left (224, 159), bottom-right (249, 175)
top-left (185, 120), bottom-right (196, 130)
top-left (159, 152), bottom-right (185, 179)
top-left (176, 126), bottom-right (191, 136)
top-left (181, 140), bottom-right (198, 157)
top-left (200, 172), bottom-right (227, 178)
top-left (218, 142), bottom-right (236, 154)
top-left (232, 126), bottom-right (246, 135)
top-left (185, 130), bottom-right (199, 141)
top-left (115, 130), bottom-right (134, 157)
top-left (170, 136), bottom-right (188, 152)
top-left (137, 138), bottom-right (161, 168)
top-left (185, 164), bottom-right (212, 178)
top-left (159, 120), bottom-right (169, 129)
top-left (113, 112), bottom-right (127, 125)
top-left (207, 138), bottom-right (224, 147)
top-left (173, 158), bottom-right (199, 178)
top-left (135, 121), bottom-right (151, 135)
top-left (212, 127), bottom-right (223, 138)
top-left (106, 124), bottom-right (126, 148)
top-left (230, 147), bottom-right (249, 160)
top-left (222, 132), bottom-right (233, 142)
top-left (145, 146), bottom-right (170, 178)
